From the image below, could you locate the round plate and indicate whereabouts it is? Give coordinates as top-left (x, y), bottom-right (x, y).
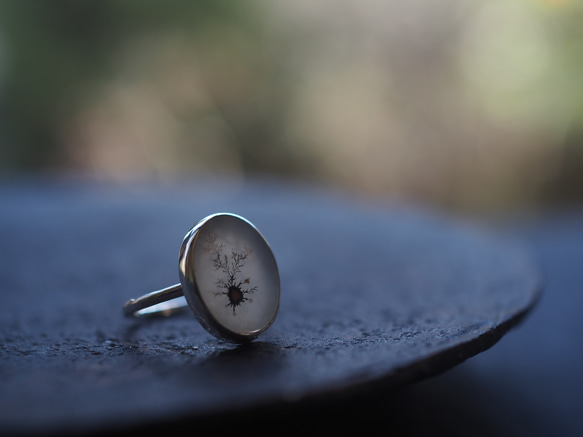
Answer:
top-left (0, 181), bottom-right (541, 435)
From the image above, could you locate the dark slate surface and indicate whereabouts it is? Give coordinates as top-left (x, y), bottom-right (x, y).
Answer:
top-left (418, 212), bottom-right (583, 436)
top-left (0, 179), bottom-right (541, 435)
top-left (369, 211), bottom-right (583, 437)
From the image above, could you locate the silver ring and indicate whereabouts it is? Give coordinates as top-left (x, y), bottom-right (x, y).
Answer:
top-left (124, 213), bottom-right (280, 343)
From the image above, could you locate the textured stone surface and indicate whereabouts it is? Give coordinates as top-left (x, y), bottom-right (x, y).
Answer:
top-left (0, 179), bottom-right (541, 435)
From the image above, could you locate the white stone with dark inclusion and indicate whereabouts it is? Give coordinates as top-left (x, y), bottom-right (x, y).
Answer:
top-left (192, 214), bottom-right (279, 337)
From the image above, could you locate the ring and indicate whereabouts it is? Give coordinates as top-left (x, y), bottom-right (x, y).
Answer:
top-left (123, 213), bottom-right (280, 343)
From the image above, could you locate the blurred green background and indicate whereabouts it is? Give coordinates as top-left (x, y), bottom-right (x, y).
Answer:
top-left (0, 0), bottom-right (581, 213)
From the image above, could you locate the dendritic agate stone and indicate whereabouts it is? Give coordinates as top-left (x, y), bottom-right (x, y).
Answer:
top-left (180, 213), bottom-right (280, 342)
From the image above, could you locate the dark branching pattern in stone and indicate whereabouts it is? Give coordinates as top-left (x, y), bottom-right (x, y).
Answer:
top-left (205, 233), bottom-right (257, 314)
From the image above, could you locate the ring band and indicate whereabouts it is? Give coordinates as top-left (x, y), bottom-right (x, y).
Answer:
top-left (123, 284), bottom-right (186, 317)
top-left (123, 213), bottom-right (280, 343)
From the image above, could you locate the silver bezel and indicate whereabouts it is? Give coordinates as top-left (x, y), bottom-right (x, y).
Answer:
top-left (178, 213), bottom-right (280, 343)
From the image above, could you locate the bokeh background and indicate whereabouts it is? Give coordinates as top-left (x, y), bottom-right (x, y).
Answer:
top-left (0, 0), bottom-right (581, 213)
